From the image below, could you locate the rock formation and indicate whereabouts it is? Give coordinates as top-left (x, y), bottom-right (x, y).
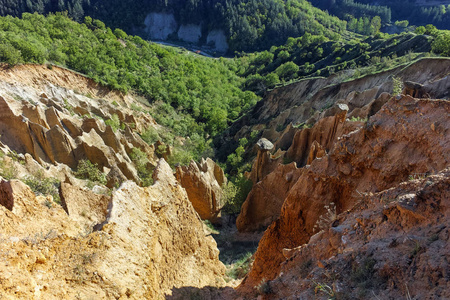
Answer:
top-left (176, 158), bottom-right (227, 223)
top-left (236, 162), bottom-right (302, 232)
top-left (248, 138), bottom-right (283, 184)
top-left (218, 58), bottom-right (450, 162)
top-left (237, 96), bottom-right (450, 294)
top-left (0, 64), bottom-right (226, 299)
top-left (256, 168), bottom-right (450, 299)
top-left (403, 80), bottom-right (431, 98)
top-left (0, 159), bottom-right (225, 299)
top-left (0, 64), bottom-right (159, 187)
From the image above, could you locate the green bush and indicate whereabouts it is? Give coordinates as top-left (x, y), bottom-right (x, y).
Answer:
top-left (226, 252), bottom-right (254, 280)
top-left (74, 159), bottom-right (107, 185)
top-left (0, 155), bottom-right (17, 180)
top-left (23, 173), bottom-right (61, 204)
top-left (104, 114), bottom-right (122, 132)
top-left (129, 148), bottom-right (154, 187)
top-left (221, 175), bottom-right (253, 216)
top-left (141, 127), bottom-right (160, 145)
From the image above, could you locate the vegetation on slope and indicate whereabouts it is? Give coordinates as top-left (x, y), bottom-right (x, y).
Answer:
top-left (0, 12), bottom-right (258, 160)
top-left (238, 31), bottom-right (437, 94)
top-left (0, 0), bottom-right (346, 52)
top-left (312, 0), bottom-right (450, 30)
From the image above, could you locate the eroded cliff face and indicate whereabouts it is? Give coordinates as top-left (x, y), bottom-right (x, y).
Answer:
top-left (142, 12), bottom-right (229, 53)
top-left (0, 160), bottom-right (225, 299)
top-left (218, 57), bottom-right (450, 161)
top-left (237, 95), bottom-right (450, 296)
top-left (0, 64), bottom-right (160, 188)
top-left (175, 158), bottom-right (227, 223)
top-left (0, 64), bottom-right (226, 299)
top-left (260, 168), bottom-right (450, 299)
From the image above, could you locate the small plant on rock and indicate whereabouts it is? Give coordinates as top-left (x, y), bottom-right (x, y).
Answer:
top-left (313, 281), bottom-right (335, 299)
top-left (23, 171), bottom-right (61, 204)
top-left (129, 148), bottom-right (154, 187)
top-left (392, 76), bottom-right (403, 96)
top-left (74, 159), bottom-right (107, 186)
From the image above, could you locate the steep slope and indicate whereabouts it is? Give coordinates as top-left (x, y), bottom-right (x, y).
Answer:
top-left (0, 0), bottom-right (346, 52)
top-left (218, 57), bottom-right (450, 160)
top-left (0, 160), bottom-right (225, 299)
top-left (237, 95), bottom-right (450, 296)
top-left (0, 64), bottom-right (228, 299)
top-left (261, 167), bottom-right (450, 299)
top-left (0, 64), bottom-right (158, 187)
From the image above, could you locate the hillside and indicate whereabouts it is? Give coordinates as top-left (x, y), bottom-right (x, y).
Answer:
top-left (0, 0), bottom-right (346, 53)
top-left (0, 5), bottom-right (449, 300)
top-left (311, 0), bottom-right (450, 30)
top-left (0, 63), bottom-right (230, 299)
top-left (0, 12), bottom-right (260, 163)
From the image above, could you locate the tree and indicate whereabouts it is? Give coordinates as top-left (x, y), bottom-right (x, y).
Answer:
top-left (432, 31), bottom-right (450, 56)
top-left (0, 43), bottom-right (23, 66)
top-left (370, 16), bottom-right (381, 35)
top-left (275, 61), bottom-right (299, 80)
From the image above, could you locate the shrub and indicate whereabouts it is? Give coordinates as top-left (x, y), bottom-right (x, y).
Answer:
top-left (104, 114), bottom-right (122, 132)
top-left (23, 172), bottom-right (61, 204)
top-left (256, 278), bottom-right (272, 295)
top-left (74, 159), bottom-right (107, 185)
top-left (221, 175), bottom-right (253, 216)
top-left (226, 252), bottom-right (253, 280)
top-left (392, 76), bottom-right (403, 95)
top-left (129, 148), bottom-right (154, 187)
top-left (0, 155), bottom-right (17, 180)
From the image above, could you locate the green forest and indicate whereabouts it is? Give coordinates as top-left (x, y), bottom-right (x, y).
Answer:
top-left (312, 0), bottom-right (450, 30)
top-left (0, 13), bottom-right (449, 158)
top-left (0, 0), bottom-right (346, 52)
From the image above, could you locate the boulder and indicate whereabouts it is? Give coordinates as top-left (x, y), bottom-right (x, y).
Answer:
top-left (175, 158), bottom-right (226, 223)
top-left (248, 138), bottom-right (283, 183)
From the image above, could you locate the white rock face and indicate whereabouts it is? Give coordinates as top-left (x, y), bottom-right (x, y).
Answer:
top-left (177, 24), bottom-right (202, 43)
top-left (144, 12), bottom-right (178, 40)
top-left (207, 30), bottom-right (229, 53)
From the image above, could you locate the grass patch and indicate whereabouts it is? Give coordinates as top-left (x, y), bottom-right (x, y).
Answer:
top-left (226, 251), bottom-right (254, 280)
top-left (203, 220), bottom-right (219, 234)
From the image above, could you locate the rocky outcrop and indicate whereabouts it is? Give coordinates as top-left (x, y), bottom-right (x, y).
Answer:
top-left (236, 163), bottom-right (302, 232)
top-left (0, 179), bottom-right (81, 238)
top-left (248, 138), bottom-right (283, 183)
top-left (59, 183), bottom-right (110, 231)
top-left (141, 13), bottom-right (229, 53)
top-left (176, 158), bottom-right (226, 223)
top-left (259, 168), bottom-right (450, 299)
top-left (285, 103), bottom-right (352, 167)
top-left (237, 105), bottom-right (359, 233)
top-left (403, 80), bottom-right (431, 98)
top-left (0, 64), bottom-right (159, 186)
top-left (99, 159), bottom-right (225, 298)
top-left (238, 96), bottom-right (450, 293)
top-left (0, 159), bottom-right (226, 299)
top-left (144, 12), bottom-right (178, 40)
top-left (206, 30), bottom-right (229, 53)
top-left (218, 58), bottom-right (450, 162)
